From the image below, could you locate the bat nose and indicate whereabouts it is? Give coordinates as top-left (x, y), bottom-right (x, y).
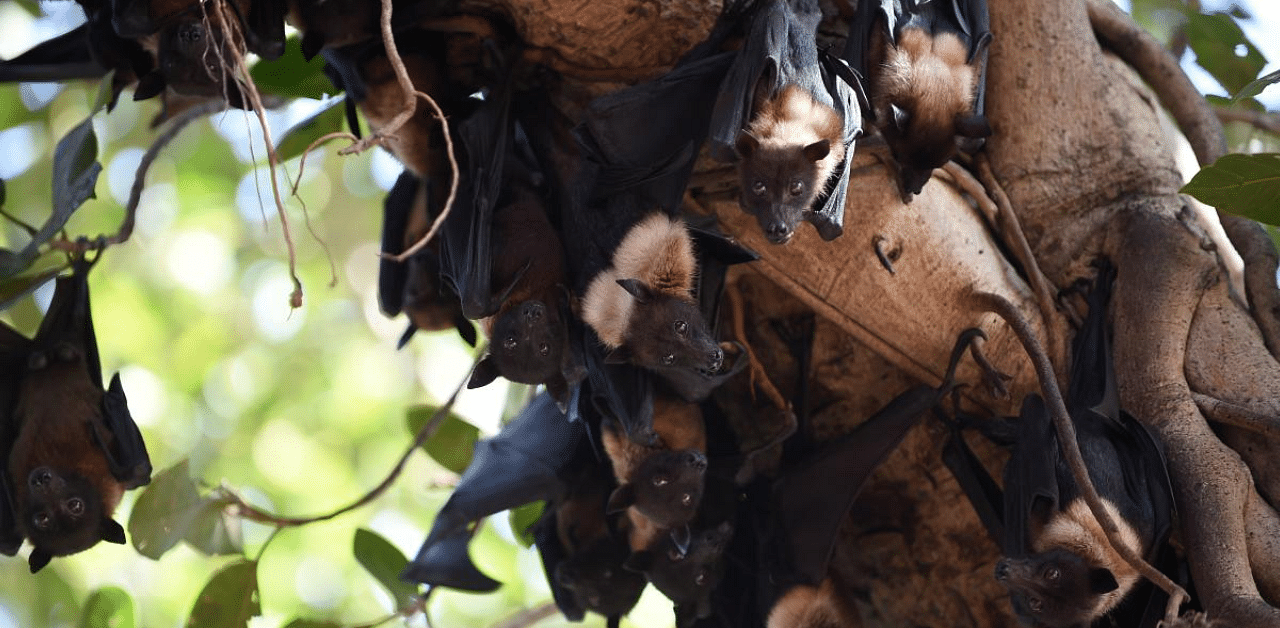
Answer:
top-left (29, 468), bottom-right (53, 488)
top-left (994, 560), bottom-right (1009, 581)
top-left (523, 301), bottom-right (545, 322)
top-left (708, 347), bottom-right (724, 371)
top-left (686, 451), bottom-right (708, 471)
top-left (765, 221), bottom-right (793, 244)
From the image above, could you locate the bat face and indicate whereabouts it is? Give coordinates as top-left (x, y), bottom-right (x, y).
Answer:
top-left (995, 550), bottom-right (1118, 628)
top-left (488, 300), bottom-right (566, 386)
top-left (151, 19), bottom-right (244, 105)
top-left (733, 136), bottom-right (832, 244)
top-left (622, 449), bottom-right (707, 529)
top-left (554, 537), bottom-right (647, 617)
top-left (626, 521), bottom-right (734, 626)
top-left (16, 466), bottom-right (121, 561)
top-left (619, 292), bottom-right (724, 378)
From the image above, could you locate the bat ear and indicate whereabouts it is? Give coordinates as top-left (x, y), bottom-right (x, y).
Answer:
top-left (802, 140), bottom-right (830, 162)
top-left (603, 346), bottom-right (633, 365)
top-left (606, 484), bottom-right (636, 514)
top-left (616, 279), bottom-right (653, 303)
top-left (396, 324), bottom-right (418, 350)
top-left (1089, 568), bottom-right (1119, 594)
top-left (623, 550), bottom-right (654, 573)
top-left (301, 32), bottom-right (326, 61)
top-left (28, 548), bottom-right (51, 573)
top-left (133, 72), bottom-right (166, 101)
top-left (954, 113), bottom-right (992, 139)
top-left (101, 518), bottom-right (127, 545)
top-left (891, 103), bottom-right (911, 132)
top-left (453, 313), bottom-right (478, 347)
top-left (468, 356), bottom-right (501, 389)
top-left (734, 131), bottom-right (760, 159)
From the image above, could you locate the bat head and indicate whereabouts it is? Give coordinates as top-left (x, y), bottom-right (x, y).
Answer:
top-left (554, 536), bottom-right (647, 617)
top-left (609, 283), bottom-right (724, 378)
top-left (733, 133), bottom-right (833, 244)
top-left (483, 299), bottom-right (567, 386)
top-left (140, 1), bottom-right (256, 108)
top-left (880, 103), bottom-right (992, 198)
top-left (607, 449), bottom-right (707, 529)
top-left (624, 521), bottom-right (734, 626)
top-left (16, 467), bottom-right (126, 573)
top-left (995, 550), bottom-right (1119, 628)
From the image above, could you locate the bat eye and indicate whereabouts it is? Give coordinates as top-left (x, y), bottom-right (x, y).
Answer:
top-left (65, 498), bottom-right (85, 516)
top-left (539, 343), bottom-right (550, 356)
top-left (661, 354), bottom-right (675, 366)
top-left (667, 548), bottom-right (685, 562)
top-left (602, 568), bottom-right (612, 579)
top-left (695, 570), bottom-right (708, 586)
top-left (33, 512), bottom-right (51, 530)
top-left (503, 336), bottom-right (518, 350)
top-left (1028, 598), bottom-right (1043, 613)
top-left (680, 493), bottom-right (692, 507)
top-left (652, 476), bottom-right (669, 488)
top-left (673, 320), bottom-right (688, 335)
top-left (751, 181), bottom-right (766, 195)
top-left (1044, 567), bottom-right (1060, 581)
top-left (789, 180), bottom-right (804, 196)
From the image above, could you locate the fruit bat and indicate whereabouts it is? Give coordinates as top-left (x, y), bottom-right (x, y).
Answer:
top-left (845, 0), bottom-right (993, 198)
top-left (377, 169), bottom-right (476, 349)
top-left (944, 262), bottom-right (1179, 628)
top-left (0, 255), bottom-right (151, 573)
top-left (402, 392), bottom-right (583, 589)
top-left (626, 520), bottom-right (735, 628)
top-left (707, 0), bottom-right (863, 244)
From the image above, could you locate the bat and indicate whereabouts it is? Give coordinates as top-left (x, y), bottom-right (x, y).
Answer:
top-left (625, 520), bottom-right (736, 628)
top-left (602, 391), bottom-right (708, 540)
top-left (944, 262), bottom-right (1178, 628)
top-left (845, 0), bottom-right (992, 197)
top-left (287, 0), bottom-right (454, 60)
top-left (706, 0), bottom-right (863, 244)
top-left (377, 170), bottom-right (476, 349)
top-left (402, 392), bottom-right (583, 589)
top-left (532, 453), bottom-right (647, 627)
top-left (760, 328), bottom-right (983, 624)
top-left (0, 254), bottom-right (151, 573)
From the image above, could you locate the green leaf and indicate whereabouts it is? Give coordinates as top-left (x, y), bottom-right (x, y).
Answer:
top-left (0, 251), bottom-right (68, 308)
top-left (22, 114), bottom-right (102, 260)
top-left (1235, 69), bottom-right (1280, 102)
top-left (128, 460), bottom-right (204, 560)
top-left (276, 98), bottom-right (349, 163)
top-left (33, 568), bottom-right (81, 627)
top-left (1184, 11), bottom-right (1268, 95)
top-left (406, 405), bottom-right (479, 474)
top-left (79, 587), bottom-right (135, 628)
top-left (185, 560), bottom-right (260, 628)
top-left (183, 496), bottom-right (244, 556)
top-left (250, 37), bottom-right (334, 100)
top-left (1181, 153), bottom-right (1280, 225)
top-left (508, 501), bottom-right (545, 548)
top-left (281, 621), bottom-right (342, 628)
top-left (352, 528), bottom-right (420, 607)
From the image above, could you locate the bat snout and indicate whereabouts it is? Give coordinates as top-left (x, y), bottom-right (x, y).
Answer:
top-left (685, 451), bottom-right (708, 471)
top-left (28, 467), bottom-right (59, 492)
top-left (995, 560), bottom-right (1009, 581)
top-left (764, 220), bottom-right (794, 244)
top-left (521, 301), bottom-right (545, 323)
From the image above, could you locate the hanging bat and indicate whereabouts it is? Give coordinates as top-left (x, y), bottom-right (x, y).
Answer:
top-left (761, 328), bottom-right (983, 626)
top-left (706, 0), bottom-right (863, 244)
top-left (532, 454), bottom-right (647, 628)
top-left (626, 519), bottom-right (735, 628)
top-left (0, 255), bottom-right (151, 573)
top-left (402, 392), bottom-right (583, 589)
top-left (377, 170), bottom-right (476, 349)
top-left (944, 262), bottom-right (1179, 628)
top-left (845, 0), bottom-right (992, 198)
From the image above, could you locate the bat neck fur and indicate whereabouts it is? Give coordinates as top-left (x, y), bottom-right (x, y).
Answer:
top-left (876, 28), bottom-right (975, 133)
top-left (582, 213), bottom-right (696, 348)
top-left (1035, 498), bottom-right (1142, 618)
top-left (767, 579), bottom-right (855, 628)
top-left (747, 83), bottom-right (845, 182)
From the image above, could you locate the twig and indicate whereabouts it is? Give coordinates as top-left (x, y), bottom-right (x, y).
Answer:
top-left (339, 0), bottom-right (415, 156)
top-left (116, 100), bottom-right (229, 243)
top-left (488, 602), bottom-right (559, 628)
top-left (224, 351), bottom-right (483, 527)
top-left (290, 130), bottom-right (361, 195)
top-left (1213, 105), bottom-right (1280, 137)
top-left (972, 291), bottom-right (1189, 624)
top-left (1193, 392), bottom-right (1280, 439)
top-left (973, 155), bottom-right (1069, 362)
top-left (382, 90), bottom-right (460, 263)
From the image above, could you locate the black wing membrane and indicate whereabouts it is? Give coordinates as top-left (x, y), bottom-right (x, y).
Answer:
top-left (0, 323), bottom-right (30, 556)
top-left (708, 0), bottom-right (861, 240)
top-left (0, 25), bottom-right (105, 82)
top-left (378, 171), bottom-right (418, 318)
top-left (404, 393), bottom-right (583, 588)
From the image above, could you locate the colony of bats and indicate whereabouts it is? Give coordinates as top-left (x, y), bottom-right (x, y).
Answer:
top-left (0, 0), bottom-right (1199, 627)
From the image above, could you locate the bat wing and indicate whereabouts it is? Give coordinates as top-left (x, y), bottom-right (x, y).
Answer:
top-left (34, 258), bottom-right (102, 389)
top-left (774, 382), bottom-right (942, 586)
top-left (707, 0), bottom-right (787, 163)
top-left (245, 0), bottom-right (287, 60)
top-left (1001, 394), bottom-right (1061, 558)
top-left (437, 73), bottom-right (514, 321)
top-left (0, 323), bottom-right (29, 556)
top-left (532, 509), bottom-right (586, 621)
top-left (585, 338), bottom-right (656, 443)
top-left (378, 171), bottom-right (419, 317)
top-left (940, 414), bottom-right (1005, 547)
top-left (95, 374), bottom-right (152, 488)
top-left (0, 25), bottom-right (106, 83)
top-left (419, 393), bottom-right (582, 547)
top-left (401, 525), bottom-right (501, 592)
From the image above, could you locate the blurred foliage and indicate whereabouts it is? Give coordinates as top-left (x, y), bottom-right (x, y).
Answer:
top-left (1182, 153), bottom-right (1280, 224)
